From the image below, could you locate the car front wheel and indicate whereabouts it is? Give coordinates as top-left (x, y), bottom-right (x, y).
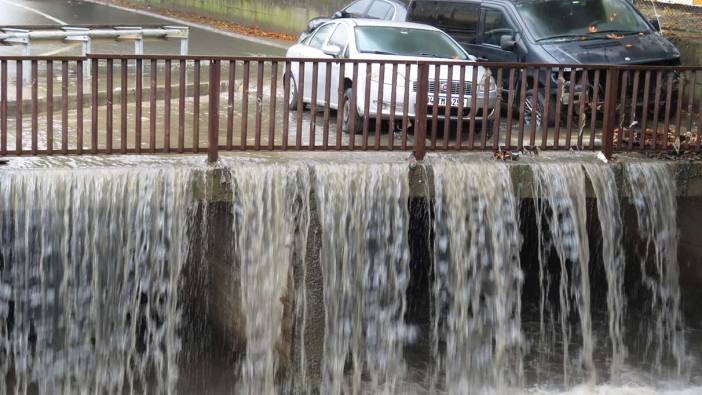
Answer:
top-left (342, 87), bottom-right (362, 134)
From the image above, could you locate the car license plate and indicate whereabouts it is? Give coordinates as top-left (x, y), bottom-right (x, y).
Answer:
top-left (428, 96), bottom-right (468, 107)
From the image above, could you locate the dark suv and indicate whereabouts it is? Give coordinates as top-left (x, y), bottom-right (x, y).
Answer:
top-left (407, 0), bottom-right (681, 125)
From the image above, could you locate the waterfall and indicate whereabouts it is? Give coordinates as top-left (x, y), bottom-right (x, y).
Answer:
top-left (313, 161), bottom-right (412, 395)
top-left (224, 160), bottom-right (310, 394)
top-left (531, 163), bottom-right (594, 386)
top-left (431, 159), bottom-right (524, 394)
top-left (0, 163), bottom-right (199, 394)
top-left (625, 162), bottom-right (685, 376)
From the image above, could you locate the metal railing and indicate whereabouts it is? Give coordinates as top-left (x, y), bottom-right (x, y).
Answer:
top-left (0, 54), bottom-right (699, 162)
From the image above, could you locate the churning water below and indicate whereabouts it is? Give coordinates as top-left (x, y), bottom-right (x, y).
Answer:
top-left (0, 154), bottom-right (700, 395)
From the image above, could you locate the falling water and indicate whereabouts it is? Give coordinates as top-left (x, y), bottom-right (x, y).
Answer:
top-left (313, 161), bottom-right (412, 395)
top-left (625, 162), bottom-right (685, 376)
top-left (0, 163), bottom-right (198, 394)
top-left (531, 163), bottom-right (594, 386)
top-left (431, 159), bottom-right (524, 394)
top-left (225, 160), bottom-right (310, 394)
top-left (582, 164), bottom-right (626, 382)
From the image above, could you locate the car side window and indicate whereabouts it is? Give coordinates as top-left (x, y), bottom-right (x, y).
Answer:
top-left (409, 1), bottom-right (480, 45)
top-left (482, 8), bottom-right (515, 47)
top-left (309, 23), bottom-right (336, 49)
top-left (367, 1), bottom-right (394, 19)
top-left (344, 0), bottom-right (372, 16)
top-left (328, 24), bottom-right (350, 51)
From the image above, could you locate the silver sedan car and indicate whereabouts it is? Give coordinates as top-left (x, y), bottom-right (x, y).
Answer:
top-left (285, 19), bottom-right (498, 134)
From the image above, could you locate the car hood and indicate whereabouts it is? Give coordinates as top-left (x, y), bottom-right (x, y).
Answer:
top-left (540, 33), bottom-right (680, 65)
top-left (353, 55), bottom-right (488, 83)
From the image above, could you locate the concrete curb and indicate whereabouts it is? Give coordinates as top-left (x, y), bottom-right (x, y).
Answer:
top-left (83, 0), bottom-right (290, 51)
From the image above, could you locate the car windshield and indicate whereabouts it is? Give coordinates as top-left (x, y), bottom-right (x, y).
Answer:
top-left (354, 26), bottom-right (469, 59)
top-left (515, 0), bottom-right (651, 42)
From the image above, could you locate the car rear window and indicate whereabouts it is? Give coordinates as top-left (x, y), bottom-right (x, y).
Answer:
top-left (354, 26), bottom-right (468, 59)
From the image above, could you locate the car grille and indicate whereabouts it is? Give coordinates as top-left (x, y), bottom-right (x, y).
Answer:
top-left (413, 80), bottom-right (472, 95)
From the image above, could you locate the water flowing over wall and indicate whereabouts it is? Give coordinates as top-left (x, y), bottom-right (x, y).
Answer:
top-left (0, 164), bottom-right (200, 394)
top-left (0, 155), bottom-right (698, 394)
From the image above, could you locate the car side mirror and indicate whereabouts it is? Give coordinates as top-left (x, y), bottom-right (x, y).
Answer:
top-left (322, 44), bottom-right (342, 57)
top-left (500, 35), bottom-right (517, 51)
top-left (649, 18), bottom-right (661, 32)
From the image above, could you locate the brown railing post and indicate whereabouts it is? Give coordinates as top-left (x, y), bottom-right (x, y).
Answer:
top-left (208, 59), bottom-right (221, 163)
top-left (413, 62), bottom-right (429, 161)
top-left (601, 68), bottom-right (619, 159)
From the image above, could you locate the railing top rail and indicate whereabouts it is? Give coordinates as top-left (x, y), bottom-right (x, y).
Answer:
top-left (0, 54), bottom-right (697, 72)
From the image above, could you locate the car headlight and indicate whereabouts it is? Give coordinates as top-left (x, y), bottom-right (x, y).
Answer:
top-left (477, 75), bottom-right (497, 95)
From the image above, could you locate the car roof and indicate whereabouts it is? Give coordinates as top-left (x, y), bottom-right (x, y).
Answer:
top-left (335, 18), bottom-right (441, 31)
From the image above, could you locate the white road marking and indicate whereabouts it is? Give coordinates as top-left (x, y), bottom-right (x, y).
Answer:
top-left (0, 0), bottom-right (68, 25)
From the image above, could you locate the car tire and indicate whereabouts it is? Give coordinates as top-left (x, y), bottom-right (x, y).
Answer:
top-left (288, 73), bottom-right (303, 111)
top-left (342, 87), bottom-right (362, 134)
top-left (524, 89), bottom-right (556, 129)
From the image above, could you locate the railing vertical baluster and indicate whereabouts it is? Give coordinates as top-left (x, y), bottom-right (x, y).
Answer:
top-left (136, 58), bottom-right (143, 153)
top-left (651, 71), bottom-right (663, 150)
top-left (322, 60), bottom-right (331, 150)
top-left (517, 68), bottom-right (527, 151)
top-left (164, 59), bottom-right (172, 152)
top-left (685, 71), bottom-right (696, 151)
top-left (282, 61), bottom-right (290, 150)
top-left (388, 63), bottom-right (397, 150)
top-left (76, 60), bottom-right (82, 155)
top-left (639, 71), bottom-right (651, 150)
top-left (0, 60), bottom-right (6, 155)
top-left (401, 63), bottom-right (410, 150)
top-left (208, 59), bottom-right (220, 163)
top-left (334, 62), bottom-right (344, 150)
top-left (46, 60), bottom-right (53, 154)
top-left (413, 62), bottom-right (429, 160)
top-left (601, 68), bottom-right (619, 159)
top-left (269, 61), bottom-right (279, 150)
top-left (431, 64), bottom-right (440, 149)
top-left (553, 68), bottom-right (564, 148)
top-left (374, 63), bottom-right (384, 150)
top-left (149, 59), bottom-right (157, 152)
top-left (697, 71), bottom-right (702, 151)
top-left (90, 58), bottom-right (98, 154)
top-left (481, 68), bottom-right (491, 149)
top-left (179, 59), bottom-right (185, 152)
top-left (363, 62), bottom-right (372, 149)
top-left (673, 71), bottom-right (685, 149)
top-left (662, 72), bottom-right (674, 151)
top-left (309, 61), bottom-right (318, 150)
top-left (504, 68), bottom-right (516, 150)
top-left (294, 61), bottom-right (302, 150)
top-left (469, 65), bottom-right (479, 149)
top-left (255, 60), bottom-right (264, 150)
top-left (61, 61), bottom-right (68, 154)
top-left (540, 68), bottom-right (551, 150)
top-left (564, 69), bottom-right (576, 149)
top-left (443, 65), bottom-right (452, 150)
top-left (493, 68), bottom-right (503, 151)
top-left (617, 70), bottom-right (629, 150)
top-left (529, 69), bottom-right (539, 148)
top-left (193, 59), bottom-right (200, 152)
top-left (120, 59), bottom-right (128, 153)
top-left (31, 60), bottom-right (37, 155)
top-left (589, 70), bottom-right (600, 150)
top-left (227, 60), bottom-right (235, 150)
top-left (455, 65), bottom-right (466, 149)
top-left (629, 71), bottom-right (640, 150)
top-left (350, 62), bottom-right (358, 149)
top-left (576, 71), bottom-right (589, 150)
top-left (106, 59), bottom-right (113, 154)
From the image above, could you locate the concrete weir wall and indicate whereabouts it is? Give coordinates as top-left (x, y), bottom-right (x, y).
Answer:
top-left (129, 0), bottom-right (350, 33)
top-left (184, 154), bottom-right (702, 388)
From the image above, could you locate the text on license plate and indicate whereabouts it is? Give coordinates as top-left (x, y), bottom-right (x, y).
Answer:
top-left (428, 96), bottom-right (468, 107)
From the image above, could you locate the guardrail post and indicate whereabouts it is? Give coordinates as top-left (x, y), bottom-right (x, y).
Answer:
top-left (413, 62), bottom-right (429, 161)
top-left (208, 59), bottom-right (221, 163)
top-left (601, 68), bottom-right (619, 159)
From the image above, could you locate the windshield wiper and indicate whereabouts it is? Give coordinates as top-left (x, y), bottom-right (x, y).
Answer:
top-left (591, 29), bottom-right (643, 36)
top-left (536, 34), bottom-right (590, 42)
top-left (361, 50), bottom-right (400, 56)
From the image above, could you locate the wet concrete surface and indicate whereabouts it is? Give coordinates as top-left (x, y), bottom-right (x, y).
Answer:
top-left (0, 0), bottom-right (286, 57)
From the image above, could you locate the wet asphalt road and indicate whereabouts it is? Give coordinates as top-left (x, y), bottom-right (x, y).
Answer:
top-left (0, 0), bottom-right (287, 56)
